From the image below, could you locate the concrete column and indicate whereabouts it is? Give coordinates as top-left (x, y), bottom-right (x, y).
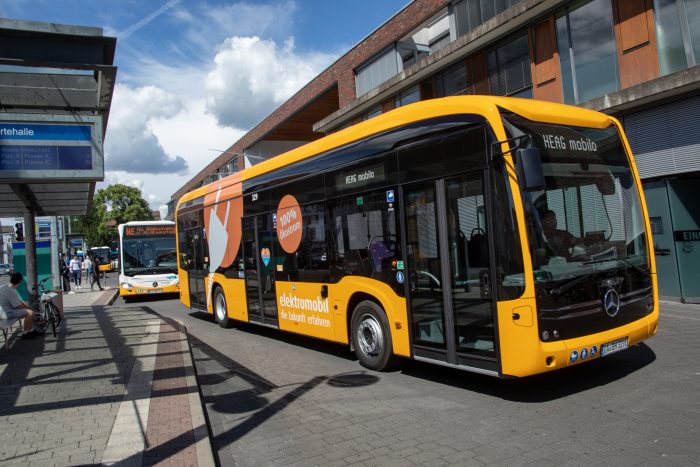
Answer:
top-left (51, 216), bottom-right (59, 291)
top-left (24, 210), bottom-right (38, 310)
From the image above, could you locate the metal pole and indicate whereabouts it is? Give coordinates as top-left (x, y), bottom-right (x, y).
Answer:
top-left (24, 209), bottom-right (38, 310)
top-left (51, 216), bottom-right (59, 291)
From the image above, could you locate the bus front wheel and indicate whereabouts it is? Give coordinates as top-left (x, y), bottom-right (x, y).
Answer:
top-left (213, 286), bottom-right (232, 328)
top-left (351, 300), bottom-right (397, 371)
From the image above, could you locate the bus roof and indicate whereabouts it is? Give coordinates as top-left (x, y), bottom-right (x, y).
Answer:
top-left (177, 96), bottom-right (613, 208)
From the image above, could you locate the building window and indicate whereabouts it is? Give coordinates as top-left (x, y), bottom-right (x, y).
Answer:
top-left (556, 0), bottom-right (619, 104)
top-left (487, 33), bottom-right (532, 97)
top-left (454, 0), bottom-right (524, 36)
top-left (361, 106), bottom-right (382, 121)
top-left (356, 46), bottom-right (400, 97)
top-left (654, 0), bottom-right (700, 75)
top-left (394, 86), bottom-right (420, 108)
top-left (435, 61), bottom-right (469, 97)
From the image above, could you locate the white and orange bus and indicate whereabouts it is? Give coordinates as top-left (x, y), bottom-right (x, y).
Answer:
top-left (176, 96), bottom-right (658, 377)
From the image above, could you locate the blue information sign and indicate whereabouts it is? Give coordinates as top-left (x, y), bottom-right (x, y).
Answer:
top-left (0, 124), bottom-right (91, 141)
top-left (0, 122), bottom-right (95, 174)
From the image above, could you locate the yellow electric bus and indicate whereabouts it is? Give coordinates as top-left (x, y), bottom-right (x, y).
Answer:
top-left (118, 221), bottom-right (179, 299)
top-left (176, 96), bottom-right (658, 378)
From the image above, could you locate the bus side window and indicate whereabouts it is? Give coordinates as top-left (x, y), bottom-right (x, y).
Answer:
top-left (329, 188), bottom-right (402, 293)
top-left (279, 202), bottom-right (330, 283)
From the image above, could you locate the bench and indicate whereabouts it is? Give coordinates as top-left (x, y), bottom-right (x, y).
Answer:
top-left (0, 316), bottom-right (23, 349)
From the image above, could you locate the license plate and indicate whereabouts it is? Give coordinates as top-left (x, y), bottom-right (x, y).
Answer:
top-left (601, 337), bottom-right (628, 357)
top-left (148, 289), bottom-right (162, 294)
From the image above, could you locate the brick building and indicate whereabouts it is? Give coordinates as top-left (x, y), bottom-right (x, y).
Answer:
top-left (170, 0), bottom-right (700, 302)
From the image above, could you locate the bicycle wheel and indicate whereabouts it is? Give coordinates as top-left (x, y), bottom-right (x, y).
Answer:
top-left (51, 303), bottom-right (62, 327)
top-left (33, 309), bottom-right (47, 334)
top-left (44, 303), bottom-right (56, 337)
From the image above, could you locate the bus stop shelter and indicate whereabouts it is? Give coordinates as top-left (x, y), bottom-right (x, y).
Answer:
top-left (0, 18), bottom-right (117, 300)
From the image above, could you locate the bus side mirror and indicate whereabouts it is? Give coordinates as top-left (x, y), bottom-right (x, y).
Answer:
top-left (516, 148), bottom-right (545, 192)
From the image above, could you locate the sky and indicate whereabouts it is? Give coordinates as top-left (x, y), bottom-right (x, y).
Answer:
top-left (0, 0), bottom-right (409, 217)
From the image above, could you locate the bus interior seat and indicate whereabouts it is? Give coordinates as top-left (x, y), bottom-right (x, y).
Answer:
top-left (468, 228), bottom-right (488, 268)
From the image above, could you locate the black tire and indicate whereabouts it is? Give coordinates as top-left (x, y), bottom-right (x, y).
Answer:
top-left (350, 300), bottom-right (398, 371)
top-left (213, 286), bottom-right (232, 328)
top-left (33, 312), bottom-right (47, 334)
top-left (49, 308), bottom-right (57, 337)
top-left (50, 303), bottom-right (61, 327)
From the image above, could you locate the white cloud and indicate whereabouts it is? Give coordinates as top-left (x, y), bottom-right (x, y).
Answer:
top-left (105, 84), bottom-right (188, 174)
top-left (150, 99), bottom-right (244, 164)
top-left (204, 36), bottom-right (335, 129)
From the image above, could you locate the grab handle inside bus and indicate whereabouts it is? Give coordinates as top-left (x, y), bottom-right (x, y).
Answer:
top-left (515, 148), bottom-right (545, 192)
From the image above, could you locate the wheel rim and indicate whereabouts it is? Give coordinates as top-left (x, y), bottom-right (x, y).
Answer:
top-left (215, 291), bottom-right (226, 321)
top-left (357, 313), bottom-right (383, 359)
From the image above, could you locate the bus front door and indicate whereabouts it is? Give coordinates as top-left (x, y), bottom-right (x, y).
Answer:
top-left (185, 226), bottom-right (208, 310)
top-left (242, 214), bottom-right (279, 327)
top-left (403, 171), bottom-right (497, 372)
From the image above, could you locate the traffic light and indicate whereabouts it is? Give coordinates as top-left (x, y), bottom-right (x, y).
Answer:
top-left (15, 222), bottom-right (23, 242)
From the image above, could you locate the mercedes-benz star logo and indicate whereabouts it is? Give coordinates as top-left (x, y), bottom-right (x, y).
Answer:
top-left (152, 282), bottom-right (158, 288)
top-left (603, 288), bottom-right (621, 317)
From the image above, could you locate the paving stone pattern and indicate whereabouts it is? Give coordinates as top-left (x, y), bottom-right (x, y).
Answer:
top-left (143, 322), bottom-right (198, 466)
top-left (146, 301), bottom-right (700, 467)
top-left (0, 306), bottom-right (154, 466)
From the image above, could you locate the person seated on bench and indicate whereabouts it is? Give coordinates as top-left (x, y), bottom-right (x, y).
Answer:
top-left (0, 273), bottom-right (42, 339)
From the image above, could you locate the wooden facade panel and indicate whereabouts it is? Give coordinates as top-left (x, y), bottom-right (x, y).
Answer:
top-left (468, 51), bottom-right (489, 95)
top-left (613, 0), bottom-right (659, 89)
top-left (618, 0), bottom-right (650, 51)
top-left (529, 17), bottom-right (563, 103)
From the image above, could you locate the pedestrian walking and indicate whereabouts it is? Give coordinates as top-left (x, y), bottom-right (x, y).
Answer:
top-left (90, 258), bottom-right (104, 291)
top-left (59, 253), bottom-right (71, 292)
top-left (69, 255), bottom-right (82, 289)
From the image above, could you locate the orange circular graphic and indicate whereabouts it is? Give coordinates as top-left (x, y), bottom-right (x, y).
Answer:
top-left (276, 194), bottom-right (303, 253)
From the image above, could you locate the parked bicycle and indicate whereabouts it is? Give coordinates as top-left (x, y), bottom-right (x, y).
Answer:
top-left (31, 277), bottom-right (61, 337)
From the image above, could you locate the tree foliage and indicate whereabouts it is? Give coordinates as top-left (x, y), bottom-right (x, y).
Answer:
top-left (72, 184), bottom-right (152, 247)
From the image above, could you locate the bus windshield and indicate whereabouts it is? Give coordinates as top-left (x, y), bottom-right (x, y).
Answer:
top-left (91, 247), bottom-right (110, 265)
top-left (503, 113), bottom-right (651, 334)
top-left (121, 237), bottom-right (178, 276)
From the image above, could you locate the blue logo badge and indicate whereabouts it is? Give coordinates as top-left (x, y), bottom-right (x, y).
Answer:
top-left (261, 248), bottom-right (271, 266)
top-left (238, 271), bottom-right (245, 279)
top-left (569, 350), bottom-right (579, 363)
top-left (396, 271), bottom-right (405, 284)
top-left (590, 345), bottom-right (598, 358)
top-left (580, 348), bottom-right (589, 360)
top-left (386, 190), bottom-right (395, 203)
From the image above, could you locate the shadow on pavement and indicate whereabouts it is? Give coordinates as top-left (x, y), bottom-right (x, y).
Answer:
top-left (143, 312), bottom-right (380, 464)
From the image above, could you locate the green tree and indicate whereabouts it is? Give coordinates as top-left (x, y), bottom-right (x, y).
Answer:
top-left (72, 184), bottom-right (152, 247)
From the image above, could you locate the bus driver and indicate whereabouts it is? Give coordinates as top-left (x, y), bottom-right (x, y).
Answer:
top-left (541, 209), bottom-right (579, 259)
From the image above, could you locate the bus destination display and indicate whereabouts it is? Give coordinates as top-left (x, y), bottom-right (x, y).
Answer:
top-left (124, 225), bottom-right (176, 237)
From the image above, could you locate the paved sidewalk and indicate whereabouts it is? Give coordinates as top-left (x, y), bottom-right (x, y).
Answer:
top-left (0, 286), bottom-right (214, 466)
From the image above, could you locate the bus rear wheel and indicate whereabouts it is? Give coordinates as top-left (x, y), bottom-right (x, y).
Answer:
top-left (351, 300), bottom-right (397, 371)
top-left (213, 286), bottom-right (232, 328)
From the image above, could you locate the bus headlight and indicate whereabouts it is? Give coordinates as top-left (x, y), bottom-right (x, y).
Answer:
top-left (121, 280), bottom-right (133, 290)
top-left (541, 329), bottom-right (561, 341)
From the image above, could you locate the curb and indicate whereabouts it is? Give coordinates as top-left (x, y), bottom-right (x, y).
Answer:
top-left (94, 289), bottom-right (120, 307)
top-left (178, 322), bottom-right (217, 466)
